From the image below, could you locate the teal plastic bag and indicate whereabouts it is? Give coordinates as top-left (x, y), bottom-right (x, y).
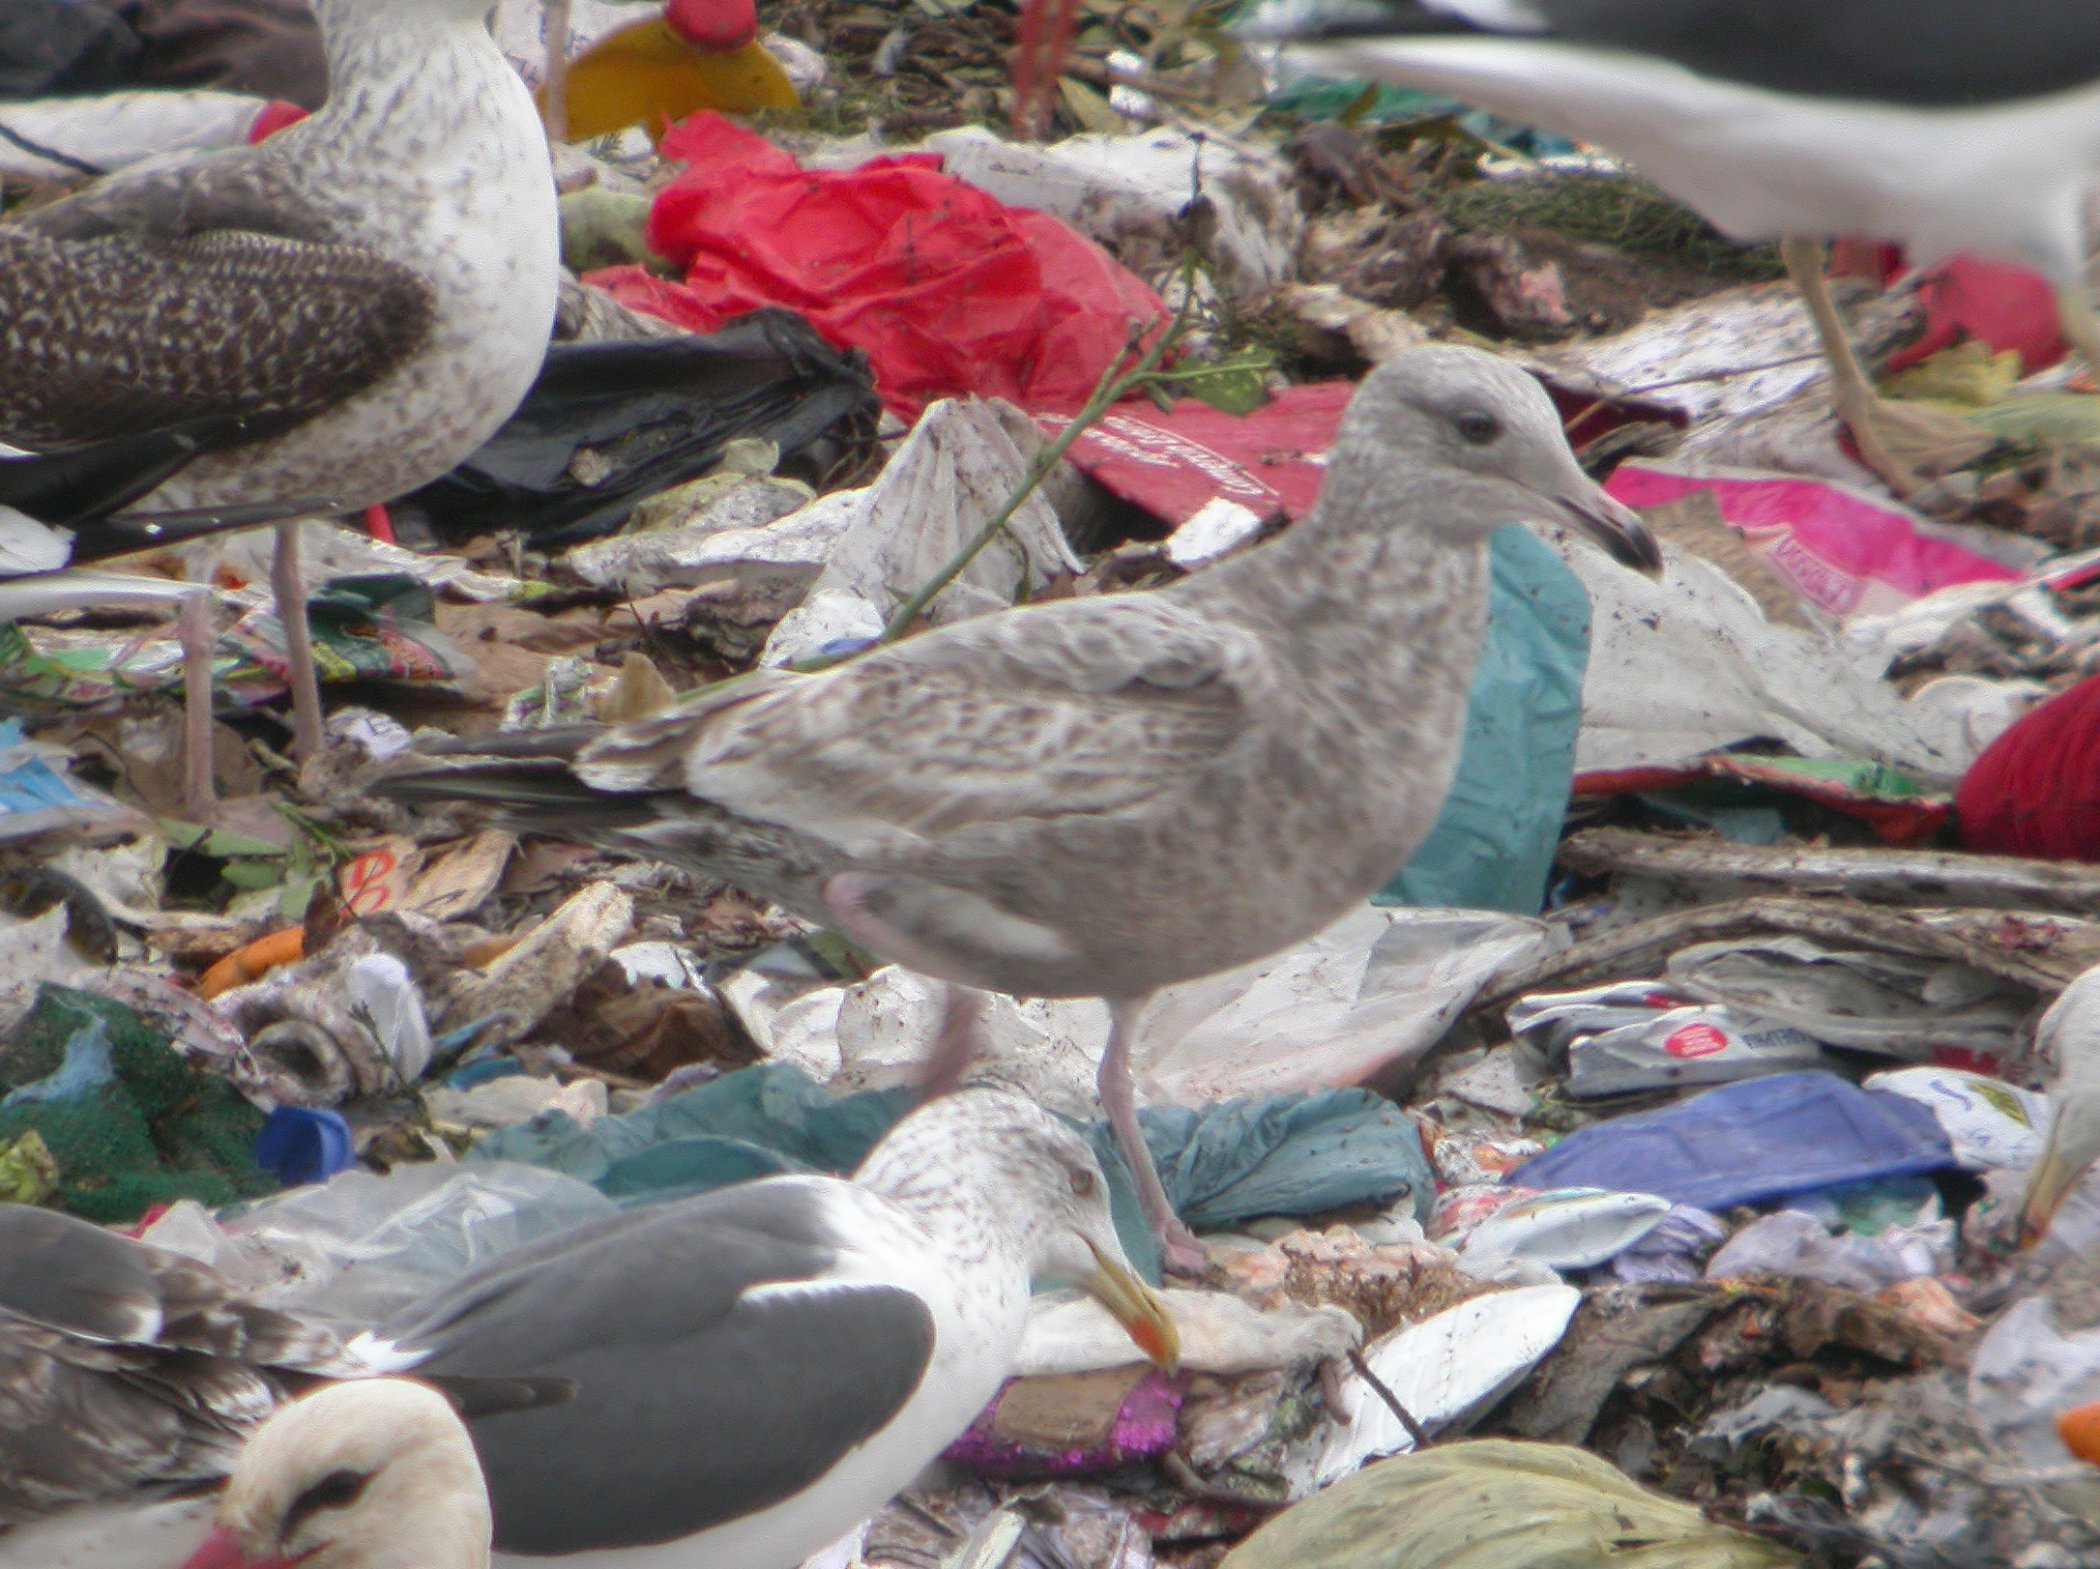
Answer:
top-left (1378, 524), bottom-right (1590, 915)
top-left (467, 1062), bottom-right (913, 1199)
top-left (471, 1063), bottom-right (1433, 1282)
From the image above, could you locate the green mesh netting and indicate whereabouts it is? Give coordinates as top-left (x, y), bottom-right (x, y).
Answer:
top-left (0, 985), bottom-right (273, 1223)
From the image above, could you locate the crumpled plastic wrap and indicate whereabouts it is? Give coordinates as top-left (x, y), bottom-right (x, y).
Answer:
top-left (760, 398), bottom-right (1084, 665)
top-left (1224, 1437), bottom-right (1802, 1568)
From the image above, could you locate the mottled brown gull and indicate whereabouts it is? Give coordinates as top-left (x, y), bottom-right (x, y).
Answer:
top-left (380, 344), bottom-right (1662, 1269)
top-left (0, 0), bottom-right (559, 757)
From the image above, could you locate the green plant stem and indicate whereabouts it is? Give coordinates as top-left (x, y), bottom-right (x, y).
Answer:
top-left (787, 261), bottom-right (1257, 675)
top-left (872, 315), bottom-right (1189, 647)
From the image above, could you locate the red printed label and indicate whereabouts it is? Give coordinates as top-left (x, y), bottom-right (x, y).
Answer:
top-left (340, 848), bottom-right (399, 914)
top-left (1664, 1023), bottom-right (1730, 1059)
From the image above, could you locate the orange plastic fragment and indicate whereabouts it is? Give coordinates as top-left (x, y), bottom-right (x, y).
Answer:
top-left (2059, 1401), bottom-right (2100, 1466)
top-left (197, 925), bottom-right (306, 999)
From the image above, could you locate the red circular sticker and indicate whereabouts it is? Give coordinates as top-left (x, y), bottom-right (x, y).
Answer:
top-left (1664, 1023), bottom-right (1730, 1059)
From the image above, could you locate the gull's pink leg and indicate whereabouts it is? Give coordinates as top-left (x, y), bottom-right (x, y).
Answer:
top-left (179, 588), bottom-right (217, 818)
top-left (1101, 995), bottom-right (1205, 1275)
top-left (918, 985), bottom-right (984, 1103)
top-left (272, 522), bottom-right (323, 761)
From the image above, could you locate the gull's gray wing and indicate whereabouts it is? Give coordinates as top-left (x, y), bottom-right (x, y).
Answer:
top-left (576, 593), bottom-right (1274, 857)
top-left (1308, 0), bottom-right (2100, 106)
top-left (372, 1180), bottom-right (935, 1556)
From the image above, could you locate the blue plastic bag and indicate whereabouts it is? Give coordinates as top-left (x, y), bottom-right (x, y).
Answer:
top-left (1510, 1072), bottom-right (1957, 1211)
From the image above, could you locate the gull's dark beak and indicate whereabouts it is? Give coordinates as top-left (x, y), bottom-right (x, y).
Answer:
top-left (1082, 1239), bottom-right (1180, 1371)
top-left (1559, 487), bottom-right (1665, 578)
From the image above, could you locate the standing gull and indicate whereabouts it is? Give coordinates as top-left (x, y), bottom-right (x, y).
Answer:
top-left (380, 345), bottom-right (1661, 1270)
top-left (0, 0), bottom-right (559, 757)
top-left (1252, 0), bottom-right (2100, 493)
top-left (0, 1091), bottom-right (1175, 1569)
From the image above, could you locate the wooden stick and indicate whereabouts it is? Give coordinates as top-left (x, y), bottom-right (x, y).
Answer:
top-left (1560, 826), bottom-right (2100, 915)
top-left (1347, 1347), bottom-right (1432, 1449)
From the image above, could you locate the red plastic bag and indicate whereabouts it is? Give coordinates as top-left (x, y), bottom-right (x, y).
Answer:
top-left (1956, 673), bottom-right (2100, 860)
top-left (1828, 240), bottom-right (2067, 375)
top-left (1888, 255), bottom-right (2067, 375)
top-left (586, 112), bottom-right (1165, 417)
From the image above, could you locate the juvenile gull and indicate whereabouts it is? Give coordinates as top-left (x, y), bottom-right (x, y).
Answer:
top-left (1255, 0), bottom-right (2100, 492)
top-left (381, 345), bottom-right (1661, 1269)
top-left (0, 0), bottom-right (559, 755)
top-left (0, 1205), bottom-right (344, 1529)
top-left (179, 1381), bottom-right (491, 1569)
top-left (0, 1091), bottom-right (1175, 1569)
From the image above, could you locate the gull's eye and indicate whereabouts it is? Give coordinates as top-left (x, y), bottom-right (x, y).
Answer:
top-left (1069, 1167), bottom-right (1097, 1198)
top-left (1455, 411), bottom-right (1501, 445)
top-left (284, 1468), bottom-right (371, 1537)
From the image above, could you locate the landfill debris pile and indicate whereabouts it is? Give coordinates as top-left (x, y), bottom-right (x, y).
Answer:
top-left (6, 1), bottom-right (2100, 1567)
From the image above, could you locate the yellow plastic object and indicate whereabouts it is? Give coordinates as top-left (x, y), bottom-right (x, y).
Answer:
top-left (543, 17), bottom-right (799, 141)
top-left (1221, 1440), bottom-right (1804, 1569)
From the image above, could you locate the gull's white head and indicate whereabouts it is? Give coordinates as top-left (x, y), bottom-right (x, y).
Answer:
top-left (182, 1380), bottom-right (490, 1569)
top-left (1329, 343), bottom-right (1663, 575)
top-left (859, 1090), bottom-right (1180, 1371)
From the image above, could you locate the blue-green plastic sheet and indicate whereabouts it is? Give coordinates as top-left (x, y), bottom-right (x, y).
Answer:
top-left (471, 1063), bottom-right (1434, 1282)
top-left (1378, 524), bottom-right (1590, 915)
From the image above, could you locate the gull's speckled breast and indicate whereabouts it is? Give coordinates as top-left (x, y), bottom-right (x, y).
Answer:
top-left (134, 20), bottom-right (559, 515)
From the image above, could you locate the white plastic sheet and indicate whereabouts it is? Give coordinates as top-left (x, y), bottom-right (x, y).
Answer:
top-left (1295, 1283), bottom-right (1582, 1491)
top-left (761, 399), bottom-right (1084, 665)
top-left (727, 907), bottom-right (1556, 1105)
top-left (1555, 537), bottom-right (2013, 785)
top-left (0, 91), bottom-right (262, 181)
top-left (922, 125), bottom-right (1302, 300)
top-left (1019, 1289), bottom-right (1361, 1378)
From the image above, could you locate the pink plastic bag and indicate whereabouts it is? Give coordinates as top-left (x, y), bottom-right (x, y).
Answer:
top-left (1604, 460), bottom-right (2023, 619)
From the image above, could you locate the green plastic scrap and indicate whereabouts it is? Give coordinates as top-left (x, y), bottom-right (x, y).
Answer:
top-left (158, 816), bottom-right (329, 919)
top-left (468, 1061), bottom-right (914, 1199)
top-left (219, 574), bottom-right (461, 703)
top-left (0, 1129), bottom-right (58, 1205)
top-left (0, 985), bottom-right (271, 1223)
top-left (1220, 1439), bottom-right (1803, 1569)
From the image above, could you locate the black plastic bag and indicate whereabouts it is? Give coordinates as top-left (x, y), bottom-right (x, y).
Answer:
top-left (396, 308), bottom-right (883, 548)
top-left (0, 1), bottom-right (139, 101)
